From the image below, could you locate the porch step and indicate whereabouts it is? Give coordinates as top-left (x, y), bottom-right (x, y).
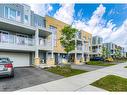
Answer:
top-left (39, 64), bottom-right (56, 68)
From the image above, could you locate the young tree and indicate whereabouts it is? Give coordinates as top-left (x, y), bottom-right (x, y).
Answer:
top-left (60, 25), bottom-right (78, 63)
top-left (101, 46), bottom-right (106, 58)
top-left (101, 46), bottom-right (110, 58)
top-left (115, 48), bottom-right (121, 58)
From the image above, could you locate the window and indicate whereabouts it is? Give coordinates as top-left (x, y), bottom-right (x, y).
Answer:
top-left (24, 15), bottom-right (28, 24)
top-left (10, 8), bottom-right (16, 20)
top-left (49, 25), bottom-right (57, 46)
top-left (5, 7), bottom-right (8, 18)
top-left (4, 7), bottom-right (21, 22)
top-left (77, 31), bottom-right (81, 39)
top-left (16, 11), bottom-right (21, 22)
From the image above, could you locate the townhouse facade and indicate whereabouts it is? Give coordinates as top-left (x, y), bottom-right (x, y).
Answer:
top-left (0, 4), bottom-right (53, 67)
top-left (103, 42), bottom-right (126, 58)
top-left (45, 16), bottom-right (92, 65)
top-left (0, 4), bottom-right (126, 67)
top-left (91, 36), bottom-right (103, 58)
top-left (0, 4), bottom-right (92, 67)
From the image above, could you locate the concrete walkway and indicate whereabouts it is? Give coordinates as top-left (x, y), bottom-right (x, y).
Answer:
top-left (17, 62), bottom-right (127, 91)
top-left (71, 64), bottom-right (105, 71)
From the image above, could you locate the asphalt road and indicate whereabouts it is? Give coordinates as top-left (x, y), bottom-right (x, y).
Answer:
top-left (0, 67), bottom-right (64, 91)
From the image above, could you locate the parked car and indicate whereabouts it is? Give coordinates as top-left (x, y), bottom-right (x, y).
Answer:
top-left (90, 57), bottom-right (104, 61)
top-left (105, 57), bottom-right (114, 62)
top-left (0, 57), bottom-right (14, 78)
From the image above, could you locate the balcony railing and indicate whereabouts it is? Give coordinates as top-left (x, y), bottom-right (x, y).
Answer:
top-left (77, 46), bottom-right (82, 51)
top-left (0, 34), bottom-right (35, 46)
top-left (39, 38), bottom-right (52, 47)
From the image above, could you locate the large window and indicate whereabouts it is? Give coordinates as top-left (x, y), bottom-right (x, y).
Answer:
top-left (10, 8), bottom-right (16, 20)
top-left (4, 7), bottom-right (21, 22)
top-left (5, 7), bottom-right (8, 18)
top-left (24, 15), bottom-right (28, 24)
top-left (77, 31), bottom-right (81, 39)
top-left (49, 25), bottom-right (57, 46)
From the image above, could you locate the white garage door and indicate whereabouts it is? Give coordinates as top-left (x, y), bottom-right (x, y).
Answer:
top-left (0, 52), bottom-right (30, 67)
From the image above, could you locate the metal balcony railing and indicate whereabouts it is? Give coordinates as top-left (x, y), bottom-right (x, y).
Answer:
top-left (0, 34), bottom-right (35, 46)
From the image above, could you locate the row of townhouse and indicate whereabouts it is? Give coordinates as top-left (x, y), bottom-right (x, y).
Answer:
top-left (103, 42), bottom-right (126, 58)
top-left (0, 4), bottom-right (93, 67)
top-left (0, 4), bottom-right (126, 67)
top-left (91, 36), bottom-right (126, 58)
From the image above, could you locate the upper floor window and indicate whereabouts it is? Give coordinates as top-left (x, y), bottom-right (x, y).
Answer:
top-left (76, 31), bottom-right (81, 39)
top-left (10, 8), bottom-right (16, 20)
top-left (4, 7), bottom-right (21, 22)
top-left (49, 25), bottom-right (57, 46)
top-left (24, 15), bottom-right (28, 24)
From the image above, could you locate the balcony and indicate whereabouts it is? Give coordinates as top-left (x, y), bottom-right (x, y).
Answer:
top-left (0, 16), bottom-right (52, 37)
top-left (38, 38), bottom-right (52, 51)
top-left (0, 34), bottom-right (35, 51)
top-left (92, 49), bottom-right (102, 54)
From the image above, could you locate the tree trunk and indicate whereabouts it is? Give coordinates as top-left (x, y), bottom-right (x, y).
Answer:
top-left (67, 52), bottom-right (69, 64)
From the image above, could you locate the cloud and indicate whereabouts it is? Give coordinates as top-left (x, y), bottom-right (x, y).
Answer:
top-left (73, 4), bottom-right (106, 34)
top-left (31, 3), bottom-right (126, 51)
top-left (88, 4), bottom-right (106, 30)
top-left (107, 19), bottom-right (127, 48)
top-left (53, 4), bottom-right (75, 24)
top-left (28, 4), bottom-right (53, 16)
top-left (72, 4), bottom-right (127, 50)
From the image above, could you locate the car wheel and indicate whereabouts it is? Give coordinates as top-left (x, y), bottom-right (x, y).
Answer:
top-left (10, 71), bottom-right (14, 78)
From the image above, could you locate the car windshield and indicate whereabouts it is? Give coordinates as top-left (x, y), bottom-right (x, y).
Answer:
top-left (0, 58), bottom-right (10, 63)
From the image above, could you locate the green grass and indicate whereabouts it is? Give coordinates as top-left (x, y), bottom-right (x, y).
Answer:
top-left (124, 66), bottom-right (127, 68)
top-left (87, 61), bottom-right (115, 66)
top-left (91, 75), bottom-right (127, 91)
top-left (46, 66), bottom-right (87, 77)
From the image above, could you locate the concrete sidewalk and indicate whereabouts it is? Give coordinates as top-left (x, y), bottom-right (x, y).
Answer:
top-left (17, 62), bottom-right (127, 91)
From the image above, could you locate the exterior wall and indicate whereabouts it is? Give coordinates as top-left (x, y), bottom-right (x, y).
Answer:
top-left (103, 42), bottom-right (126, 58)
top-left (0, 4), bottom-right (26, 24)
top-left (45, 16), bottom-right (93, 65)
top-left (0, 4), bottom-right (53, 67)
top-left (45, 16), bottom-right (68, 53)
top-left (91, 36), bottom-right (103, 57)
top-left (83, 31), bottom-right (92, 53)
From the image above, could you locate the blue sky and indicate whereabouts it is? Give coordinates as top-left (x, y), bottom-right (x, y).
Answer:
top-left (29, 4), bottom-right (127, 50)
top-left (48, 4), bottom-right (127, 27)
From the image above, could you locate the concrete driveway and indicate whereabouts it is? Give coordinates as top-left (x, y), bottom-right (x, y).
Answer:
top-left (0, 67), bottom-right (64, 91)
top-left (71, 64), bottom-right (105, 71)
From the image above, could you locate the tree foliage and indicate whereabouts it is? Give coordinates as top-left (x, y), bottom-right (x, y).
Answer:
top-left (102, 46), bottom-right (110, 58)
top-left (60, 25), bottom-right (78, 53)
top-left (114, 48), bottom-right (121, 58)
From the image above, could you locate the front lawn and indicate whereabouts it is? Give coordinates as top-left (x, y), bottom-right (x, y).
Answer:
top-left (124, 66), bottom-right (127, 68)
top-left (91, 75), bottom-right (127, 91)
top-left (45, 65), bottom-right (87, 77)
top-left (87, 61), bottom-right (115, 66)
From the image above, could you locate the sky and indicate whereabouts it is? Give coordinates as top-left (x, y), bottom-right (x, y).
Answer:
top-left (28, 3), bottom-right (127, 51)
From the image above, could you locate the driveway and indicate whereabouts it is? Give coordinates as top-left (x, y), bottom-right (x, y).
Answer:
top-left (19, 62), bottom-right (127, 91)
top-left (0, 67), bottom-right (64, 91)
top-left (71, 64), bottom-right (105, 71)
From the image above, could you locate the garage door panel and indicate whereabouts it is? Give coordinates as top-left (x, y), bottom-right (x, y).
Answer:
top-left (0, 52), bottom-right (30, 67)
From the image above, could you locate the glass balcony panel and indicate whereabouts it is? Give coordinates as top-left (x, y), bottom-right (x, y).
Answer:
top-left (0, 33), bottom-right (34, 46)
